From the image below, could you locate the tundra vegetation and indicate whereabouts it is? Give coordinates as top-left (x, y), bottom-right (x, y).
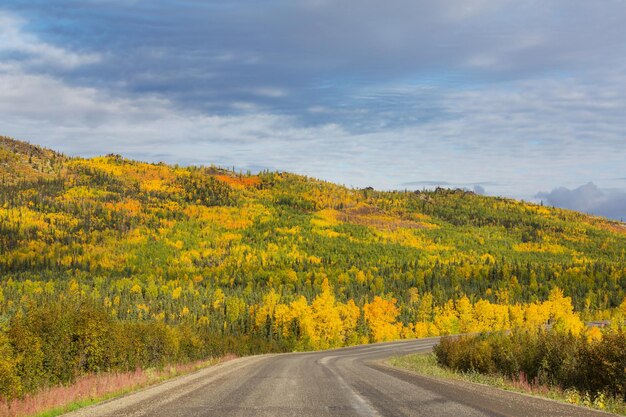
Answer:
top-left (0, 136), bottom-right (625, 406)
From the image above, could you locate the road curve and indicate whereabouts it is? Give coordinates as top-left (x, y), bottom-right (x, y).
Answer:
top-left (65, 337), bottom-right (609, 417)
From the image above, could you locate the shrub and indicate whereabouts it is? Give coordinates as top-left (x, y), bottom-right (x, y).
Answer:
top-left (434, 328), bottom-right (626, 401)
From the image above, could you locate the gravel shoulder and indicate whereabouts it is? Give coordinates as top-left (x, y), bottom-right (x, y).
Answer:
top-left (384, 354), bottom-right (617, 417)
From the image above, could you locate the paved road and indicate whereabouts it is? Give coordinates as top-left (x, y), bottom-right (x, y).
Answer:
top-left (67, 337), bottom-right (609, 417)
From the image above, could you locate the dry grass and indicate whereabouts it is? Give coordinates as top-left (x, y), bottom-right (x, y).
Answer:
top-left (0, 355), bottom-right (237, 417)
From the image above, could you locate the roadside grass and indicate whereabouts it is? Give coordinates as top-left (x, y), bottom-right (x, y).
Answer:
top-left (389, 353), bottom-right (626, 416)
top-left (0, 355), bottom-right (237, 417)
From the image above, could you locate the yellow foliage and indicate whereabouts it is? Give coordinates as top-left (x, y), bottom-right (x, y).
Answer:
top-left (456, 296), bottom-right (475, 333)
top-left (513, 242), bottom-right (569, 254)
top-left (311, 279), bottom-right (344, 348)
top-left (585, 327), bottom-right (603, 343)
top-left (337, 299), bottom-right (361, 345)
top-left (363, 296), bottom-right (401, 342)
top-left (212, 289), bottom-right (226, 310)
top-left (307, 255), bottom-right (322, 264)
top-left (313, 228), bottom-right (342, 238)
top-left (548, 287), bottom-right (584, 336)
top-left (508, 304), bottom-right (525, 329)
top-left (524, 302), bottom-right (551, 330)
top-left (68, 280), bottom-right (80, 295)
top-left (311, 209), bottom-right (340, 228)
top-left (433, 300), bottom-right (458, 335)
top-left (254, 289), bottom-right (280, 328)
top-left (289, 296), bottom-right (316, 343)
top-left (214, 174), bottom-right (260, 189)
top-left (378, 228), bottom-right (452, 252)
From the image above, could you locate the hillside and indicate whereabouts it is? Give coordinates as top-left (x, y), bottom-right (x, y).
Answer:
top-left (1, 135), bottom-right (626, 397)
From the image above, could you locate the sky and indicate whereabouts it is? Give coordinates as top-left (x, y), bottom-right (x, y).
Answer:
top-left (1, 1), bottom-right (625, 220)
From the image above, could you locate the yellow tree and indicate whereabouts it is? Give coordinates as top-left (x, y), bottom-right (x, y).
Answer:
top-left (273, 303), bottom-right (293, 337)
top-left (363, 296), bottom-right (401, 342)
top-left (255, 289), bottom-right (280, 329)
top-left (412, 321), bottom-right (435, 338)
top-left (337, 299), bottom-right (360, 345)
top-left (547, 287), bottom-right (584, 335)
top-left (524, 301), bottom-right (551, 331)
top-left (416, 292), bottom-right (433, 322)
top-left (311, 279), bottom-right (344, 349)
top-left (433, 300), bottom-right (458, 335)
top-left (289, 296), bottom-right (316, 348)
top-left (455, 296), bottom-right (475, 333)
top-left (508, 304), bottom-right (525, 329)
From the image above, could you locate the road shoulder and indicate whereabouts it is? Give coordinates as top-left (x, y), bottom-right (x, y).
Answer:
top-left (380, 354), bottom-right (616, 417)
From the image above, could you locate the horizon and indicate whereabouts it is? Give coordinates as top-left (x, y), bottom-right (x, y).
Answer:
top-left (1, 1), bottom-right (625, 219)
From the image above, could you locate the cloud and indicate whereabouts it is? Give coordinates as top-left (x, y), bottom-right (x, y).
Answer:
top-left (0, 64), bottom-right (351, 173)
top-left (401, 181), bottom-right (452, 186)
top-left (0, 11), bottom-right (100, 70)
top-left (536, 183), bottom-right (626, 221)
top-left (473, 185), bottom-right (486, 195)
top-left (0, 3), bottom-right (626, 200)
top-left (2, 51), bottom-right (626, 197)
top-left (248, 87), bottom-right (288, 98)
top-left (6, 0), bottom-right (626, 119)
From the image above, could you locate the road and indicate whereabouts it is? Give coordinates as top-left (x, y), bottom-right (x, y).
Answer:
top-left (66, 337), bottom-right (609, 417)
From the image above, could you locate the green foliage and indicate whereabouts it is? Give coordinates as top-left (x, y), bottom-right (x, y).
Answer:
top-left (0, 298), bottom-right (279, 400)
top-left (0, 330), bottom-right (21, 399)
top-left (1, 136), bottom-right (626, 400)
top-left (434, 329), bottom-right (626, 401)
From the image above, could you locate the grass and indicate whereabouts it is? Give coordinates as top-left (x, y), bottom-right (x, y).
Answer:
top-left (0, 355), bottom-right (237, 417)
top-left (389, 353), bottom-right (626, 416)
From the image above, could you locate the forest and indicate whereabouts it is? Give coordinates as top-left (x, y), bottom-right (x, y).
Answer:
top-left (1, 135), bottom-right (626, 400)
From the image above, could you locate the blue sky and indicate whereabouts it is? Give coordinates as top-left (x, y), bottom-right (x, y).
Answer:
top-left (1, 1), bottom-right (625, 219)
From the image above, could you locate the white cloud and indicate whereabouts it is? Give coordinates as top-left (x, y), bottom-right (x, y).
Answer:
top-left (0, 11), bottom-right (100, 70)
top-left (0, 5), bottom-right (625, 202)
top-left (249, 87), bottom-right (288, 98)
top-left (537, 183), bottom-right (626, 221)
top-left (0, 65), bottom-right (347, 162)
top-left (2, 60), bottom-right (626, 198)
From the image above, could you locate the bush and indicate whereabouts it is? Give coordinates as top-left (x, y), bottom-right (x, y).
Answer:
top-left (434, 329), bottom-right (626, 401)
top-left (0, 331), bottom-right (21, 399)
top-left (579, 330), bottom-right (626, 400)
top-left (0, 299), bottom-right (272, 401)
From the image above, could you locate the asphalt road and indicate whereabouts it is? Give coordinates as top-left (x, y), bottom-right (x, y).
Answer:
top-left (66, 337), bottom-right (610, 417)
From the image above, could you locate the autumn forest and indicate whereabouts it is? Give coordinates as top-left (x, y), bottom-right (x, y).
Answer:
top-left (1, 136), bottom-right (625, 401)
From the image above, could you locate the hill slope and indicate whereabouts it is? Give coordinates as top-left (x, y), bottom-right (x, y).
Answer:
top-left (2, 135), bottom-right (626, 314)
top-left (1, 135), bottom-right (626, 357)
